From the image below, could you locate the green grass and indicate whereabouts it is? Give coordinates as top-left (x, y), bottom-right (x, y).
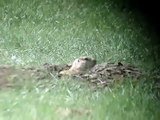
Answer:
top-left (0, 0), bottom-right (160, 120)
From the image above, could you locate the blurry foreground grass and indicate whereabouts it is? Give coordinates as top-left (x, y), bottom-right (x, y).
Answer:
top-left (0, 79), bottom-right (160, 120)
top-left (0, 0), bottom-right (160, 120)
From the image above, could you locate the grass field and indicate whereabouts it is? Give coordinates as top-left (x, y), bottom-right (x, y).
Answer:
top-left (0, 0), bottom-right (160, 120)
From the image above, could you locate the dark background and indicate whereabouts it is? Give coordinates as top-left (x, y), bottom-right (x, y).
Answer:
top-left (127, 0), bottom-right (159, 38)
top-left (122, 0), bottom-right (160, 62)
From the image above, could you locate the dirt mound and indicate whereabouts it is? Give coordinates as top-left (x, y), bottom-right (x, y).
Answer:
top-left (45, 62), bottom-right (142, 87)
top-left (0, 61), bottom-right (142, 88)
top-left (74, 62), bottom-right (142, 87)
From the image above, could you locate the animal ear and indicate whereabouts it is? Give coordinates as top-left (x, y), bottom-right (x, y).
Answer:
top-left (118, 62), bottom-right (123, 66)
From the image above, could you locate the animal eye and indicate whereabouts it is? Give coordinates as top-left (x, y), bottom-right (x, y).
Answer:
top-left (77, 60), bottom-right (80, 62)
top-left (84, 58), bottom-right (89, 61)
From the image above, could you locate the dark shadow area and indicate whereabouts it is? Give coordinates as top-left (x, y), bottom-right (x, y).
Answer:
top-left (97, 0), bottom-right (160, 63)
top-left (115, 0), bottom-right (160, 37)
top-left (97, 0), bottom-right (160, 94)
top-left (126, 0), bottom-right (160, 97)
top-left (130, 0), bottom-right (160, 32)
top-left (114, 0), bottom-right (160, 67)
top-left (128, 0), bottom-right (160, 67)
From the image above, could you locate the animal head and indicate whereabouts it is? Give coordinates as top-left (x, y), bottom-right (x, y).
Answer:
top-left (70, 56), bottom-right (96, 71)
top-left (59, 56), bottom-right (97, 76)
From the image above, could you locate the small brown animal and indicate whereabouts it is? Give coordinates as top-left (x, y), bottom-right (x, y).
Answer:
top-left (59, 56), bottom-right (96, 75)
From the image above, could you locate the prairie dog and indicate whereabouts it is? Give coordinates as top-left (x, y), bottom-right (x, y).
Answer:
top-left (59, 56), bottom-right (96, 75)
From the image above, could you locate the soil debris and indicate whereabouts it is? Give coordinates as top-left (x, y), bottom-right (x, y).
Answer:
top-left (0, 56), bottom-right (143, 88)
